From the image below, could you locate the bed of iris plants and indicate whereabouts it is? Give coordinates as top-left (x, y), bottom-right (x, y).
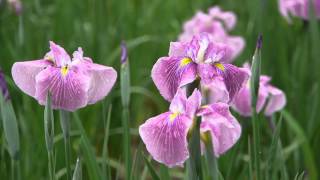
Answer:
top-left (1, 0), bottom-right (320, 179)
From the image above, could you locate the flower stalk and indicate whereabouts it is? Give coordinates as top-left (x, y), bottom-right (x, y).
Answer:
top-left (250, 35), bottom-right (262, 180)
top-left (187, 79), bottom-right (203, 180)
top-left (44, 93), bottom-right (55, 180)
top-left (60, 110), bottom-right (72, 180)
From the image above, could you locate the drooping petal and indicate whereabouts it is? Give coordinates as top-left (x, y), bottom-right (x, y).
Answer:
top-left (151, 56), bottom-right (197, 101)
top-left (186, 89), bottom-right (202, 118)
top-left (82, 63), bottom-right (117, 104)
top-left (48, 41), bottom-right (71, 67)
top-left (71, 49), bottom-right (117, 104)
top-left (264, 85), bottom-right (286, 116)
top-left (215, 63), bottom-right (249, 101)
top-left (198, 103), bottom-right (241, 156)
top-left (34, 66), bottom-right (90, 111)
top-left (231, 78), bottom-right (269, 117)
top-left (231, 85), bottom-right (251, 116)
top-left (11, 60), bottom-right (51, 97)
top-left (139, 112), bottom-right (192, 167)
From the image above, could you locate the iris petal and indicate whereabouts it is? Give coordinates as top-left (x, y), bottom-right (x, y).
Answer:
top-left (264, 85), bottom-right (286, 116)
top-left (215, 63), bottom-right (248, 101)
top-left (139, 112), bottom-right (192, 167)
top-left (11, 60), bottom-right (51, 97)
top-left (199, 103), bottom-right (241, 156)
top-left (151, 56), bottom-right (197, 101)
top-left (34, 66), bottom-right (90, 111)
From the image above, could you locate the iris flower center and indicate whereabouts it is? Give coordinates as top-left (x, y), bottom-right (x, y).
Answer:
top-left (180, 57), bottom-right (192, 67)
top-left (214, 63), bottom-right (225, 71)
top-left (61, 66), bottom-right (69, 76)
top-left (169, 112), bottom-right (180, 122)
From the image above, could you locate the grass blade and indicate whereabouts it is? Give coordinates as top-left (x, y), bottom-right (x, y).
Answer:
top-left (72, 157), bottom-right (82, 180)
top-left (102, 104), bottom-right (112, 180)
top-left (73, 113), bottom-right (102, 180)
top-left (282, 110), bottom-right (318, 180)
top-left (142, 154), bottom-right (160, 180)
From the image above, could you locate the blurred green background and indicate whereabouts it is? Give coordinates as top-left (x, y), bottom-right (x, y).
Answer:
top-left (1, 0), bottom-right (320, 179)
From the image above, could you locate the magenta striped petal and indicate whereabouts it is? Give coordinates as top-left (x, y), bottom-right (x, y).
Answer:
top-left (139, 112), bottom-right (192, 167)
top-left (34, 66), bottom-right (90, 111)
top-left (11, 60), bottom-right (52, 97)
top-left (151, 56), bottom-right (197, 101)
top-left (216, 64), bottom-right (249, 101)
top-left (198, 103), bottom-right (241, 156)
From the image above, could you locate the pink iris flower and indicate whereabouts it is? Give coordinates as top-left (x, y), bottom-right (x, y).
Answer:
top-left (152, 33), bottom-right (248, 102)
top-left (179, 6), bottom-right (245, 62)
top-left (279, 0), bottom-right (320, 22)
top-left (139, 89), bottom-right (241, 167)
top-left (204, 63), bottom-right (286, 116)
top-left (11, 41), bottom-right (117, 111)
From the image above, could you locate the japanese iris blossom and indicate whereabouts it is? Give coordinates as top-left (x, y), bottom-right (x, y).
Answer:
top-left (179, 6), bottom-right (245, 62)
top-left (152, 33), bottom-right (248, 102)
top-left (11, 41), bottom-right (117, 111)
top-left (139, 89), bottom-right (241, 167)
top-left (231, 64), bottom-right (286, 117)
top-left (279, 0), bottom-right (320, 22)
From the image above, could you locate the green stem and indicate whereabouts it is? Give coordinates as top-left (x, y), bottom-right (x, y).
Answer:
top-left (11, 159), bottom-right (15, 180)
top-left (60, 110), bottom-right (71, 180)
top-left (252, 110), bottom-right (261, 180)
top-left (204, 132), bottom-right (218, 180)
top-left (122, 107), bottom-right (131, 179)
top-left (48, 151), bottom-right (55, 180)
top-left (187, 117), bottom-right (203, 180)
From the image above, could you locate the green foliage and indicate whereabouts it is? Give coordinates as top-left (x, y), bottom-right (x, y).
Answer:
top-left (0, 0), bottom-right (320, 179)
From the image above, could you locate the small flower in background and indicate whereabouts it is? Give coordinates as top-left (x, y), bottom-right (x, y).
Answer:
top-left (11, 41), bottom-right (117, 111)
top-left (7, 0), bottom-right (22, 15)
top-left (0, 68), bottom-right (10, 101)
top-left (279, 0), bottom-right (320, 22)
top-left (179, 6), bottom-right (245, 62)
top-left (231, 63), bottom-right (286, 117)
top-left (152, 33), bottom-right (248, 102)
top-left (139, 89), bottom-right (241, 167)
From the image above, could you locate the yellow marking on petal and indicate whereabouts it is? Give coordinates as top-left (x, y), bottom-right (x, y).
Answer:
top-left (61, 66), bottom-right (69, 77)
top-left (201, 105), bottom-right (209, 109)
top-left (180, 57), bottom-right (192, 67)
top-left (214, 63), bottom-right (225, 71)
top-left (169, 112), bottom-right (180, 122)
